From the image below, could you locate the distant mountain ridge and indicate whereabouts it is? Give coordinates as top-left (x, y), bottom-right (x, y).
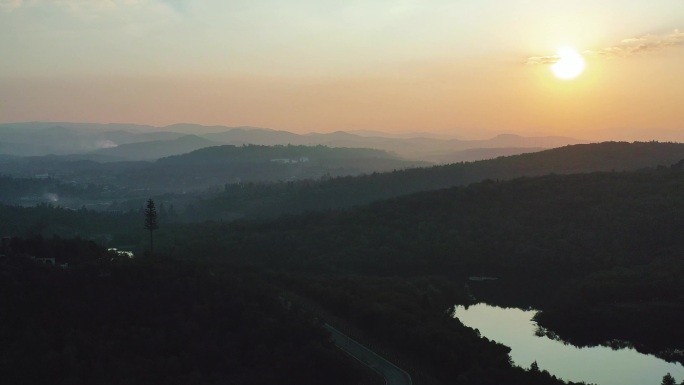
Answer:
top-left (0, 122), bottom-right (584, 161)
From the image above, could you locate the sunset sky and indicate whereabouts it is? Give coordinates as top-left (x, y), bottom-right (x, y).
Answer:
top-left (1, 0), bottom-right (683, 139)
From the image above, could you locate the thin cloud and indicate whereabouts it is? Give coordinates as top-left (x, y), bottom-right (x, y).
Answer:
top-left (0, 0), bottom-right (23, 11)
top-left (587, 29), bottom-right (684, 57)
top-left (526, 29), bottom-right (684, 64)
top-left (525, 54), bottom-right (560, 65)
top-left (0, 0), bottom-right (181, 24)
top-left (0, 0), bottom-right (158, 12)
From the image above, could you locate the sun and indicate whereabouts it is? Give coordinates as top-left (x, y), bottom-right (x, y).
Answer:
top-left (551, 47), bottom-right (585, 80)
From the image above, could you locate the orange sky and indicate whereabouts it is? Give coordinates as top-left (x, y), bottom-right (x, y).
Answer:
top-left (1, 1), bottom-right (683, 140)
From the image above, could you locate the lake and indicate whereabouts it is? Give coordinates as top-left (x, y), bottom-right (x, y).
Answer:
top-left (453, 303), bottom-right (684, 385)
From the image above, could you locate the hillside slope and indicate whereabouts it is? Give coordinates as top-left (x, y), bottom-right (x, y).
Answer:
top-left (91, 135), bottom-right (219, 161)
top-left (172, 160), bottom-right (684, 359)
top-left (208, 141), bottom-right (684, 219)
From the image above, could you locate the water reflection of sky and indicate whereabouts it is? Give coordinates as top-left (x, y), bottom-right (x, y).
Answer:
top-left (453, 303), bottom-right (684, 385)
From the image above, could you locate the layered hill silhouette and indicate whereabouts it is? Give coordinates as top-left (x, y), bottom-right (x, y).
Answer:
top-left (3, 123), bottom-right (684, 385)
top-left (206, 141), bottom-right (684, 219)
top-left (91, 135), bottom-right (219, 161)
top-left (177, 157), bottom-right (684, 275)
top-left (0, 122), bottom-right (583, 161)
top-left (0, 144), bottom-right (425, 194)
top-left (158, 144), bottom-right (398, 164)
top-left (3, 141), bottom-right (684, 217)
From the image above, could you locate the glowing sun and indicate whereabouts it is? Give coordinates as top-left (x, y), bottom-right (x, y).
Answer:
top-left (551, 47), bottom-right (585, 80)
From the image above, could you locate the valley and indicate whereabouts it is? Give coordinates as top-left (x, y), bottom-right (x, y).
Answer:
top-left (2, 135), bottom-right (684, 385)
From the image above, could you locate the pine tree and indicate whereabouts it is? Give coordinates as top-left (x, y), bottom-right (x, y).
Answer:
top-left (662, 373), bottom-right (676, 385)
top-left (529, 361), bottom-right (539, 372)
top-left (144, 198), bottom-right (159, 255)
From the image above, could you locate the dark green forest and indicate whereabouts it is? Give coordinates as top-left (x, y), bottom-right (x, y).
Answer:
top-left (0, 242), bottom-right (376, 385)
top-left (164, 161), bottom-right (684, 362)
top-left (0, 237), bottom-right (586, 385)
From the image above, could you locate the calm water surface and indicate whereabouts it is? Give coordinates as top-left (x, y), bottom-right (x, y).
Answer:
top-left (453, 303), bottom-right (684, 385)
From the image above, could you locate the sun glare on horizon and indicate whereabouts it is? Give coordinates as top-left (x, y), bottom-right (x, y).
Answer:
top-left (551, 47), bottom-right (586, 80)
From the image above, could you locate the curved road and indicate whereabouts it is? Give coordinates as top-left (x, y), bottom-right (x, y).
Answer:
top-left (325, 324), bottom-right (412, 385)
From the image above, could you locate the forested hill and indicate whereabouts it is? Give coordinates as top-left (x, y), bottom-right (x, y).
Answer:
top-left (90, 134), bottom-right (217, 161)
top-left (146, 144), bottom-right (427, 192)
top-left (207, 141), bottom-right (684, 219)
top-left (157, 144), bottom-right (401, 164)
top-left (175, 160), bottom-right (684, 276)
top-left (170, 161), bottom-right (684, 358)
